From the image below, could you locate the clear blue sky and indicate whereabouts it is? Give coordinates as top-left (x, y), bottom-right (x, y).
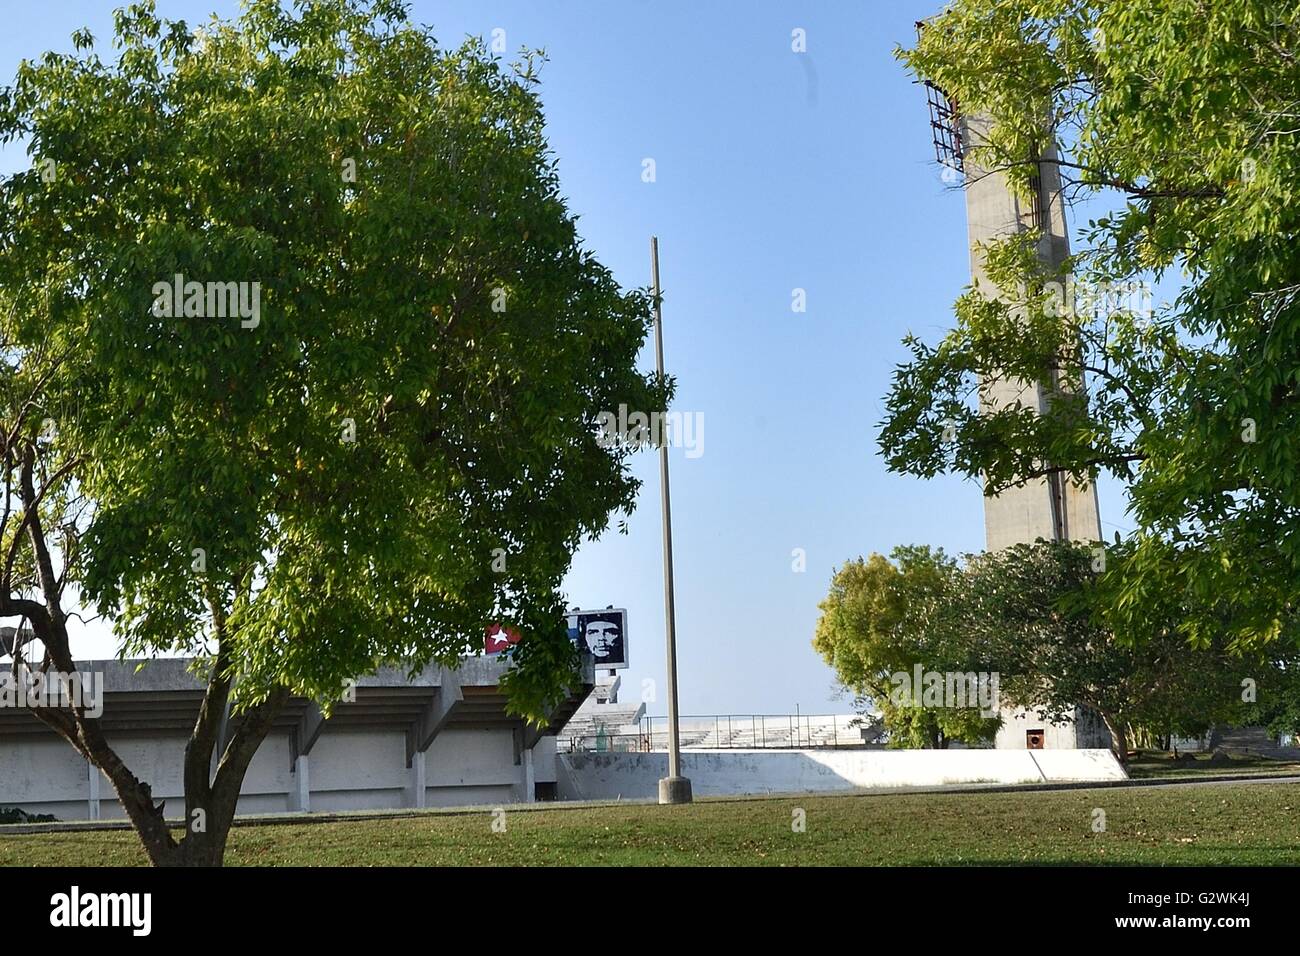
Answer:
top-left (0, 1), bottom-right (1139, 716)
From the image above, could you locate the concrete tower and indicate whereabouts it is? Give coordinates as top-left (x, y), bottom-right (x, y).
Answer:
top-left (923, 83), bottom-right (1109, 750)
top-left (959, 112), bottom-right (1103, 554)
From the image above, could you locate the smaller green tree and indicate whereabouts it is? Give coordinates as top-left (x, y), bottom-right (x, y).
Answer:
top-left (965, 541), bottom-right (1280, 762)
top-left (813, 547), bottom-right (1001, 749)
top-left (816, 540), bottom-right (1286, 762)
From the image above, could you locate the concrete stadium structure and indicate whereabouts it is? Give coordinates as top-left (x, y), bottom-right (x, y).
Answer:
top-left (0, 652), bottom-right (1137, 820)
top-left (0, 655), bottom-right (592, 820)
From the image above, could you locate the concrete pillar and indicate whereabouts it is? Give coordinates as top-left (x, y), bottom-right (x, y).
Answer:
top-left (960, 112), bottom-right (1103, 552)
top-left (291, 754), bottom-right (310, 812)
top-left (522, 748), bottom-right (535, 803)
top-left (86, 759), bottom-right (100, 821)
top-left (407, 750), bottom-right (426, 809)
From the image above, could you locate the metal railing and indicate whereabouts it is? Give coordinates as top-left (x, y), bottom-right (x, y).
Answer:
top-left (562, 713), bottom-right (872, 753)
top-left (565, 733), bottom-right (645, 753)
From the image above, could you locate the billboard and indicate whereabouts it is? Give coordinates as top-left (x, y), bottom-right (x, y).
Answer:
top-left (567, 608), bottom-right (628, 670)
top-left (483, 610), bottom-right (628, 669)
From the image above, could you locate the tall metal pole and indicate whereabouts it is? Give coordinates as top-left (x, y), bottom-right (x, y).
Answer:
top-left (652, 236), bottom-right (691, 805)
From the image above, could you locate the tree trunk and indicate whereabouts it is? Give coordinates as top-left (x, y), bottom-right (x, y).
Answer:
top-left (155, 828), bottom-right (229, 867)
top-left (163, 685), bottom-right (290, 867)
top-left (1097, 709), bottom-right (1129, 764)
top-left (8, 446), bottom-right (286, 867)
top-left (36, 663), bottom-right (288, 867)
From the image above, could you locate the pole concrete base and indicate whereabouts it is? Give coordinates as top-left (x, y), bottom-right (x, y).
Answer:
top-left (658, 776), bottom-right (693, 805)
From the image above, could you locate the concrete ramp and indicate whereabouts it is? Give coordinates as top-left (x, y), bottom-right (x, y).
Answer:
top-left (557, 749), bottom-right (1127, 801)
top-left (1027, 748), bottom-right (1128, 782)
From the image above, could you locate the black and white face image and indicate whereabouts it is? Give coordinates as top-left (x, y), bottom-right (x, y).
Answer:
top-left (577, 612), bottom-right (626, 667)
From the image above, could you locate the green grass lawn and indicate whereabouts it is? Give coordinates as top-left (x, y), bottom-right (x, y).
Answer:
top-left (3, 781), bottom-right (1298, 866)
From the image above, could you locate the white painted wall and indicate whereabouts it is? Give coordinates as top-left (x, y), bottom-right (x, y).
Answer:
top-left (1028, 749), bottom-right (1126, 782)
top-left (313, 731), bottom-right (406, 793)
top-left (0, 739), bottom-right (89, 819)
top-left (994, 706), bottom-right (1112, 750)
top-left (556, 748), bottom-right (1127, 801)
top-left (4, 731), bottom-right (1128, 822)
top-left (0, 725), bottom-right (542, 820)
top-left (426, 729), bottom-right (517, 786)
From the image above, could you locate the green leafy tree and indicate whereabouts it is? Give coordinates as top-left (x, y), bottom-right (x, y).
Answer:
top-left (883, 0), bottom-right (1300, 652)
top-left (817, 540), bottom-right (1285, 762)
top-left (964, 541), bottom-right (1266, 762)
top-left (813, 547), bottom-right (1001, 749)
top-left (1241, 663), bottom-right (1300, 743)
top-left (0, 0), bottom-right (665, 865)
